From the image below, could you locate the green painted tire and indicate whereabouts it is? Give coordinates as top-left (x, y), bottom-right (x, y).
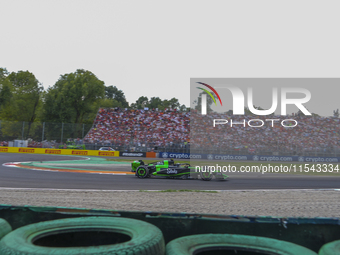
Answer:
top-left (319, 240), bottom-right (340, 255)
top-left (0, 218), bottom-right (12, 240)
top-left (136, 166), bottom-right (149, 178)
top-left (0, 216), bottom-right (165, 255)
top-left (165, 234), bottom-right (317, 255)
top-left (200, 171), bottom-right (212, 181)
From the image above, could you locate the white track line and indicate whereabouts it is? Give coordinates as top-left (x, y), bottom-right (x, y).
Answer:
top-left (2, 162), bottom-right (132, 175)
top-left (0, 187), bottom-right (338, 192)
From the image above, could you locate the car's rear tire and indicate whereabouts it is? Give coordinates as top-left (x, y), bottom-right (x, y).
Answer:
top-left (136, 166), bottom-right (149, 178)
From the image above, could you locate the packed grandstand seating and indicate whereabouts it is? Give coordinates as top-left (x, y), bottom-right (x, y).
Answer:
top-left (84, 108), bottom-right (190, 149)
top-left (83, 108), bottom-right (340, 156)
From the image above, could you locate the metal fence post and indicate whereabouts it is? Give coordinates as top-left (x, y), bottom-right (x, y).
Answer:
top-left (42, 122), bottom-right (45, 142)
top-left (22, 121), bottom-right (25, 140)
top-left (61, 123), bottom-right (64, 143)
top-left (82, 124), bottom-right (84, 138)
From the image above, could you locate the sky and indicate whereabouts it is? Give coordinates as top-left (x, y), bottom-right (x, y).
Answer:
top-left (1, 0), bottom-right (340, 115)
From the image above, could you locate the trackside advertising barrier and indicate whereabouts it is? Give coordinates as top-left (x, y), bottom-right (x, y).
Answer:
top-left (146, 152), bottom-right (156, 158)
top-left (159, 152), bottom-right (340, 162)
top-left (119, 152), bottom-right (157, 158)
top-left (120, 152), bottom-right (146, 157)
top-left (0, 147), bottom-right (119, 157)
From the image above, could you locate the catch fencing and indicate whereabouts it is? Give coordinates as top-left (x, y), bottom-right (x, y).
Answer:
top-left (0, 120), bottom-right (92, 145)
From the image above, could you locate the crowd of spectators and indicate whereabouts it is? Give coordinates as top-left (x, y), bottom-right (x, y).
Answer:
top-left (0, 141), bottom-right (8, 146)
top-left (191, 113), bottom-right (340, 155)
top-left (84, 108), bottom-right (190, 149)
top-left (83, 108), bottom-right (340, 156)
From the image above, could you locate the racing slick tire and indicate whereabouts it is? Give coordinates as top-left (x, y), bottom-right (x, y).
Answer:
top-left (165, 234), bottom-right (317, 255)
top-left (200, 171), bottom-right (212, 181)
top-left (0, 216), bottom-right (165, 255)
top-left (136, 166), bottom-right (150, 178)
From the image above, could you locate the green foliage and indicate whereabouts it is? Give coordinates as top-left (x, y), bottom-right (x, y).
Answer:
top-left (0, 79), bottom-right (13, 110)
top-left (105, 85), bottom-right (129, 107)
top-left (0, 68), bottom-right (12, 110)
top-left (131, 96), bottom-right (184, 111)
top-left (41, 69), bottom-right (105, 139)
top-left (0, 67), bottom-right (188, 141)
top-left (0, 68), bottom-right (9, 80)
top-left (43, 69), bottom-right (105, 123)
top-left (0, 70), bottom-right (43, 139)
top-left (7, 71), bottom-right (43, 121)
top-left (131, 96), bottom-right (149, 109)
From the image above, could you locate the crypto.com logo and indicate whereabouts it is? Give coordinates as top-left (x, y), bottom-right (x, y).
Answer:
top-left (198, 82), bottom-right (312, 116)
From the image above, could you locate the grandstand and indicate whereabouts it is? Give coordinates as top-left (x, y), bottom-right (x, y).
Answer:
top-left (83, 108), bottom-right (340, 157)
top-left (84, 108), bottom-right (190, 152)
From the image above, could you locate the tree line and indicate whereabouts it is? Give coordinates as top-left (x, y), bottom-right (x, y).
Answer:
top-left (0, 68), bottom-right (187, 141)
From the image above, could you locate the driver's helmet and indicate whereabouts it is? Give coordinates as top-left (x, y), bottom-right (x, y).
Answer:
top-left (169, 159), bottom-right (174, 165)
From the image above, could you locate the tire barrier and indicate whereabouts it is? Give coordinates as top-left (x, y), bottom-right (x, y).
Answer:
top-left (0, 218), bottom-right (11, 240)
top-left (319, 240), bottom-right (340, 255)
top-left (0, 216), bottom-right (165, 255)
top-left (165, 234), bottom-right (318, 255)
top-left (0, 205), bottom-right (338, 254)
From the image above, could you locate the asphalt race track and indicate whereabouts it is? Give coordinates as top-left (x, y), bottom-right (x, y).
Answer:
top-left (1, 153), bottom-right (340, 190)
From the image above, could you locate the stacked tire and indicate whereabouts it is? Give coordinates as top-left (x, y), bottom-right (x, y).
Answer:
top-left (319, 240), bottom-right (340, 255)
top-left (0, 217), bottom-right (338, 254)
top-left (0, 217), bottom-right (165, 255)
top-left (0, 218), bottom-right (12, 241)
top-left (165, 234), bottom-right (318, 255)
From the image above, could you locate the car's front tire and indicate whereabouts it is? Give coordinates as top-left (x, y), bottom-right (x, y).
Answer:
top-left (200, 171), bottom-right (212, 181)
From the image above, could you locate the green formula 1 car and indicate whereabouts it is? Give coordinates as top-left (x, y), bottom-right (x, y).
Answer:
top-left (131, 159), bottom-right (228, 181)
top-left (58, 141), bottom-right (85, 150)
